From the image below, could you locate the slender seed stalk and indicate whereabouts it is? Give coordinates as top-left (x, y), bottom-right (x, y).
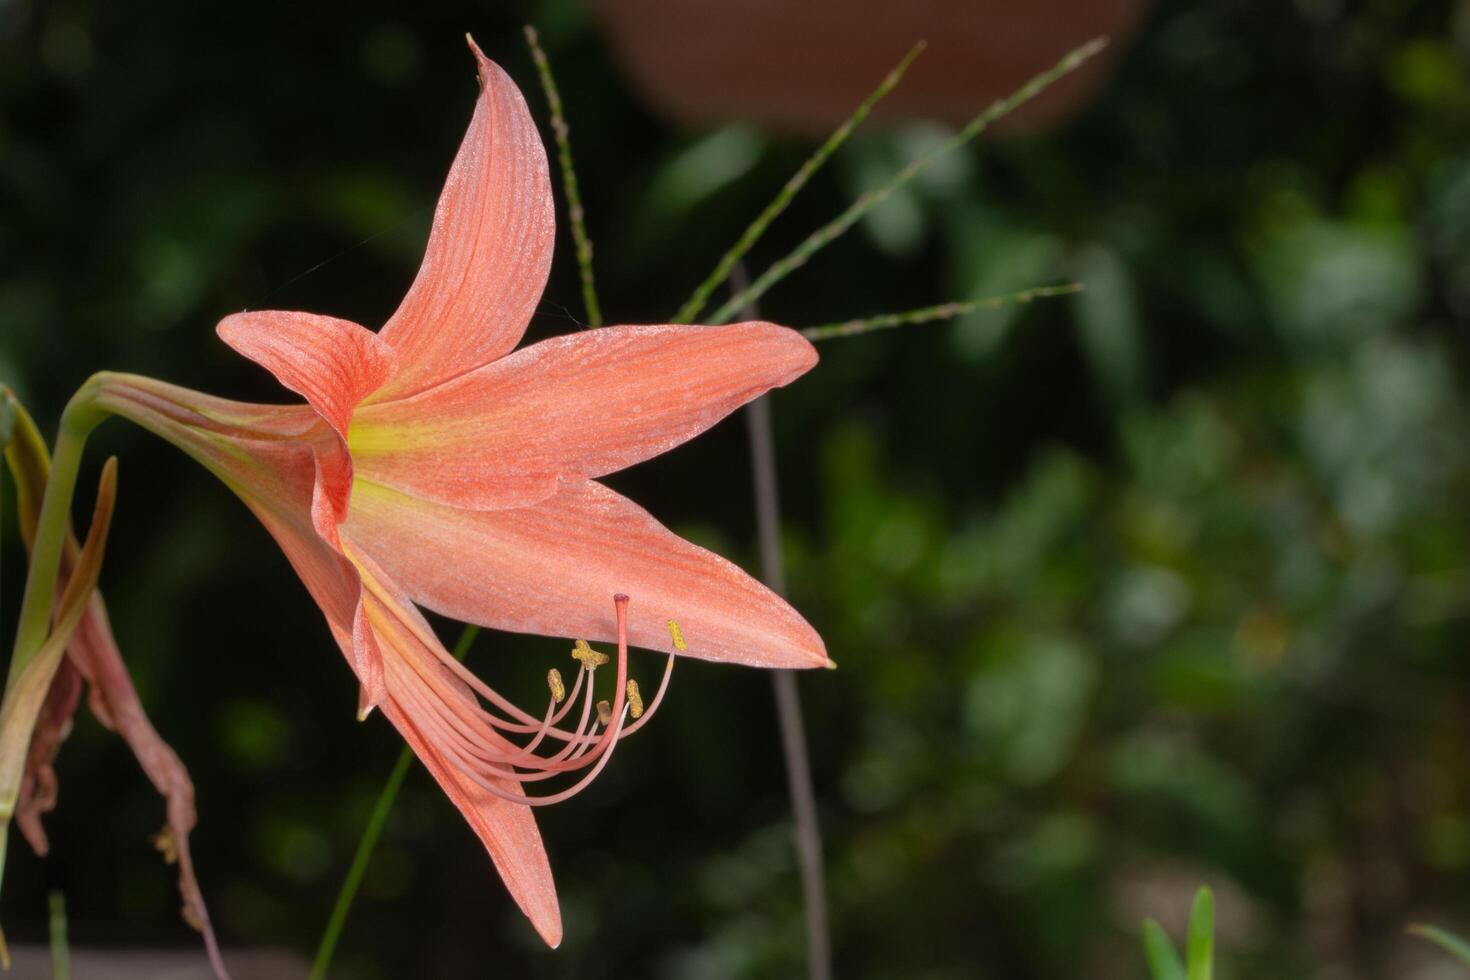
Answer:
top-left (310, 624), bottom-right (478, 980)
top-left (524, 25), bottom-right (603, 329)
top-left (707, 38), bottom-right (1108, 326)
top-left (673, 41), bottom-right (926, 325)
top-left (801, 284), bottom-right (1082, 341)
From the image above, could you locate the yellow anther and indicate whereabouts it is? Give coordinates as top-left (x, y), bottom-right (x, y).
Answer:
top-left (547, 668), bottom-right (566, 703)
top-left (596, 700), bottom-right (613, 726)
top-left (626, 680), bottom-right (644, 719)
top-left (666, 619), bottom-right (687, 651)
top-left (571, 638), bottom-right (609, 668)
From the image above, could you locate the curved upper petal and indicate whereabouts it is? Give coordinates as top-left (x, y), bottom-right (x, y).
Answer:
top-left (217, 310), bottom-right (396, 536)
top-left (349, 322), bottom-right (818, 511)
top-left (216, 310), bottom-right (396, 442)
top-left (373, 39), bottom-right (555, 400)
top-left (342, 477), bottom-right (828, 669)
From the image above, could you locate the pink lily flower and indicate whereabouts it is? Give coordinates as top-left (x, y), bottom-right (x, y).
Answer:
top-left (86, 38), bottom-right (825, 945)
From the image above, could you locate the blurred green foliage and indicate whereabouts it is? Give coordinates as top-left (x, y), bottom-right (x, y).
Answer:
top-left (2, 1), bottom-right (1470, 978)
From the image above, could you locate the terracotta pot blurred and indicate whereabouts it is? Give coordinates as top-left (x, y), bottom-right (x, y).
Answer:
top-left (593, 0), bottom-right (1149, 135)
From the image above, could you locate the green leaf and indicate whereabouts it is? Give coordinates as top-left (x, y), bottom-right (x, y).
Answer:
top-left (1141, 919), bottom-right (1187, 980)
top-left (1187, 887), bottom-right (1215, 980)
top-left (1408, 923), bottom-right (1470, 967)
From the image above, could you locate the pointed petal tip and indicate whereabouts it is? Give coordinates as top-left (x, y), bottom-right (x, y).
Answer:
top-left (535, 915), bottom-right (564, 949)
top-left (734, 320), bottom-right (819, 380)
top-left (464, 32), bottom-right (489, 70)
top-left (464, 33), bottom-right (507, 92)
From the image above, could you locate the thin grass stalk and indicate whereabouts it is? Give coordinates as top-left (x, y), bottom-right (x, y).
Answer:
top-left (524, 25), bottom-right (603, 328)
top-left (673, 41), bottom-right (926, 325)
top-left (801, 284), bottom-right (1082, 341)
top-left (48, 890), bottom-right (68, 980)
top-left (707, 37), bottom-right (1108, 326)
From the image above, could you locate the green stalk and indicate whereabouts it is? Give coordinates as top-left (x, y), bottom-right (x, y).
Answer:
top-left (48, 890), bottom-right (69, 980)
top-left (524, 25), bottom-right (602, 329)
top-left (673, 41), bottom-right (926, 326)
top-left (7, 385), bottom-right (106, 688)
top-left (706, 37), bottom-right (1107, 326)
top-left (310, 624), bottom-right (479, 980)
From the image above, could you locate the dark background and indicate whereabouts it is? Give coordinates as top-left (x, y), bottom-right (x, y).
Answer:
top-left (3, 0), bottom-right (1470, 977)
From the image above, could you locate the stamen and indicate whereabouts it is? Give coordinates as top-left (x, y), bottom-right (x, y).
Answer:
top-left (617, 652), bottom-right (674, 738)
top-left (400, 592), bottom-right (686, 807)
top-left (667, 619), bottom-right (687, 651)
top-left (571, 638), bottom-right (609, 668)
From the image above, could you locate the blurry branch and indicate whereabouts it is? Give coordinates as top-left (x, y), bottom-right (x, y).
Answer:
top-left (800, 283), bottom-right (1082, 341)
top-left (311, 625), bottom-right (479, 980)
top-left (731, 266), bottom-right (831, 980)
top-left (525, 25), bottom-right (603, 328)
top-left (673, 41), bottom-right (926, 325)
top-left (1408, 923), bottom-right (1470, 967)
top-left (707, 37), bottom-right (1108, 326)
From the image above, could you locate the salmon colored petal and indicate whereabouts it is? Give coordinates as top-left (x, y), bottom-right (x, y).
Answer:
top-left (350, 322), bottom-right (818, 511)
top-left (216, 310), bottom-right (396, 441)
top-left (343, 478), bottom-right (828, 669)
top-left (374, 39), bottom-right (555, 400)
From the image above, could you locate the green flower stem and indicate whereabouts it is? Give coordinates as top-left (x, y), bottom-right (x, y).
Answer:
top-left (673, 41), bottom-right (926, 326)
top-left (524, 25), bottom-right (602, 329)
top-left (707, 37), bottom-right (1108, 326)
top-left (310, 624), bottom-right (479, 980)
top-left (7, 382), bottom-right (106, 689)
